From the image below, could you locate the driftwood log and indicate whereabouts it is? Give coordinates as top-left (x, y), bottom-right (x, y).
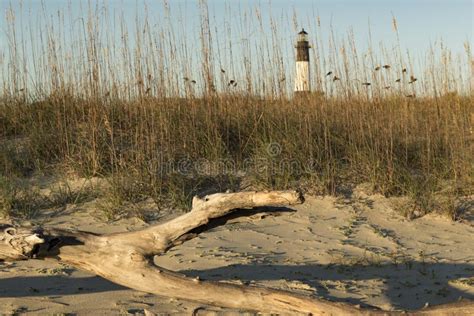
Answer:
top-left (0, 190), bottom-right (472, 315)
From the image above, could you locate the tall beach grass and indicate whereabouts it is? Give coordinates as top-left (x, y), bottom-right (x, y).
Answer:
top-left (0, 1), bottom-right (472, 219)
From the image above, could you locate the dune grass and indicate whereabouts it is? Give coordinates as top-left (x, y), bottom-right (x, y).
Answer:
top-left (0, 2), bottom-right (472, 219)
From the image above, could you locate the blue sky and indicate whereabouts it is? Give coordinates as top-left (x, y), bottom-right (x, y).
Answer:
top-left (0, 0), bottom-right (471, 95)
top-left (1, 0), bottom-right (471, 54)
top-left (206, 0), bottom-right (472, 50)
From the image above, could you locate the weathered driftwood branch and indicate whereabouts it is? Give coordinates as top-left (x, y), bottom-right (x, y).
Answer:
top-left (0, 190), bottom-right (472, 315)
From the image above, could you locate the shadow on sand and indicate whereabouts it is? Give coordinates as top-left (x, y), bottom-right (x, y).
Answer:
top-left (181, 262), bottom-right (473, 310)
top-left (0, 275), bottom-right (125, 297)
top-left (0, 261), bottom-right (472, 311)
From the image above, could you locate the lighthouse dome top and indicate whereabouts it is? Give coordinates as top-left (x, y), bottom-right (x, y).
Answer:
top-left (297, 29), bottom-right (308, 42)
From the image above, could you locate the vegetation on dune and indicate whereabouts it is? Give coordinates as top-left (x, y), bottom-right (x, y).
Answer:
top-left (0, 2), bottom-right (472, 220)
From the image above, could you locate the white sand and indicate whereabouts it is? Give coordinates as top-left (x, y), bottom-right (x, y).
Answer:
top-left (1, 180), bottom-right (473, 314)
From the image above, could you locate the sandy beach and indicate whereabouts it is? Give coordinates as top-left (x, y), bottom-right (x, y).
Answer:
top-left (1, 178), bottom-right (472, 315)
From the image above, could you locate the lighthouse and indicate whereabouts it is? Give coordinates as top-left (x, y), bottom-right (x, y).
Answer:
top-left (294, 29), bottom-right (311, 95)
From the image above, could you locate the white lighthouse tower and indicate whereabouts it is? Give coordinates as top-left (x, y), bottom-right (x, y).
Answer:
top-left (294, 29), bottom-right (311, 95)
